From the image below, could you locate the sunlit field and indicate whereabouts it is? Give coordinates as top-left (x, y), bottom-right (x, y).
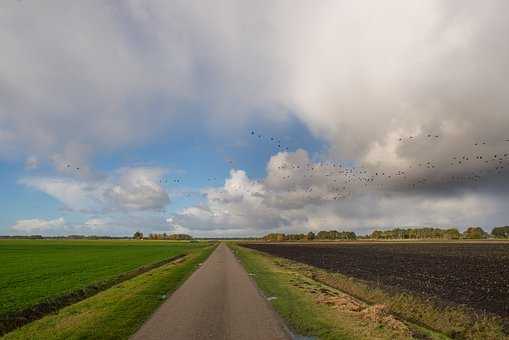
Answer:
top-left (0, 240), bottom-right (206, 317)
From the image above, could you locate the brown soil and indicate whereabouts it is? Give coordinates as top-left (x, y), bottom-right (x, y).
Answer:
top-left (243, 242), bottom-right (509, 317)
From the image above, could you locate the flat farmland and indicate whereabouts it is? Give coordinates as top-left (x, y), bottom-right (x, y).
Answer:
top-left (0, 239), bottom-right (207, 318)
top-left (243, 242), bottom-right (509, 317)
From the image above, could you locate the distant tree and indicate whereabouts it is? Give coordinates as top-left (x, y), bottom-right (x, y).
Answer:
top-left (492, 226), bottom-right (509, 238)
top-left (316, 231), bottom-right (330, 240)
top-left (287, 233), bottom-right (305, 241)
top-left (145, 233), bottom-right (191, 240)
top-left (443, 228), bottom-right (461, 240)
top-left (343, 231), bottom-right (357, 240)
top-left (263, 233), bottom-right (275, 241)
top-left (262, 229), bottom-right (355, 242)
top-left (167, 233), bottom-right (192, 240)
top-left (276, 233), bottom-right (286, 241)
top-left (370, 227), bottom-right (461, 240)
top-left (133, 231), bottom-right (143, 240)
top-left (463, 226), bottom-right (488, 239)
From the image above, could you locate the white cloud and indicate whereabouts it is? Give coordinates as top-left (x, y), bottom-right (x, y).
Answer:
top-left (11, 217), bottom-right (65, 233)
top-left (104, 167), bottom-right (170, 211)
top-left (9, 214), bottom-right (173, 236)
top-left (20, 167), bottom-right (169, 213)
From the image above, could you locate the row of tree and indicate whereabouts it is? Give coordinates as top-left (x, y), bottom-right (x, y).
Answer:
top-left (133, 232), bottom-right (192, 240)
top-left (263, 230), bottom-right (357, 241)
top-left (370, 226), bottom-right (509, 240)
top-left (370, 227), bottom-right (462, 240)
top-left (262, 226), bottom-right (509, 241)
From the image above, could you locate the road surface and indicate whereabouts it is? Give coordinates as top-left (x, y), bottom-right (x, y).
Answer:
top-left (131, 243), bottom-right (291, 340)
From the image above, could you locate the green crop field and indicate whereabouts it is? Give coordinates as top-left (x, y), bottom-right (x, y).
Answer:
top-left (0, 239), bottom-right (208, 318)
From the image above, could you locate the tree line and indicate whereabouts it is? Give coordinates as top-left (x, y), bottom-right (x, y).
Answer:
top-left (369, 226), bottom-right (509, 239)
top-left (133, 232), bottom-right (192, 240)
top-left (370, 227), bottom-right (462, 240)
top-left (261, 226), bottom-right (509, 241)
top-left (263, 230), bottom-right (357, 241)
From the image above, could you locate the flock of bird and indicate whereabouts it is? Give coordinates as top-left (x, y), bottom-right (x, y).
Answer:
top-left (160, 177), bottom-right (183, 184)
top-left (60, 130), bottom-right (509, 204)
top-left (250, 130), bottom-right (291, 151)
top-left (65, 164), bottom-right (80, 172)
top-left (242, 130), bottom-right (509, 202)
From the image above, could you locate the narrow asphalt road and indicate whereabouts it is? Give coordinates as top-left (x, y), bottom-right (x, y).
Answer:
top-left (131, 243), bottom-right (291, 340)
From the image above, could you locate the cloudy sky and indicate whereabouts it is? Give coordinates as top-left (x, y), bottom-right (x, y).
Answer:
top-left (1, 0), bottom-right (509, 237)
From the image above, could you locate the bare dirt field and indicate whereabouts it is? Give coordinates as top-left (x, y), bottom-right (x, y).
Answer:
top-left (243, 242), bottom-right (509, 317)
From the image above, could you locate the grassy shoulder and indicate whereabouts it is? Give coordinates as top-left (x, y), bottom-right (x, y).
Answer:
top-left (233, 243), bottom-right (508, 340)
top-left (3, 243), bottom-right (216, 340)
top-left (230, 243), bottom-right (441, 340)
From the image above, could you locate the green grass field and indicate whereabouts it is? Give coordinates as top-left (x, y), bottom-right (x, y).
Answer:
top-left (0, 239), bottom-right (208, 317)
top-left (4, 244), bottom-right (215, 340)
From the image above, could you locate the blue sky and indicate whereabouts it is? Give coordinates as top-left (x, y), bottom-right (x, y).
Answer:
top-left (1, 1), bottom-right (509, 236)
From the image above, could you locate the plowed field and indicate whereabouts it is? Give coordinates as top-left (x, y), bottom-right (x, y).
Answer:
top-left (243, 242), bottom-right (509, 317)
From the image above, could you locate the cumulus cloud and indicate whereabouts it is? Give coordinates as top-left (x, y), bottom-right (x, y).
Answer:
top-left (20, 167), bottom-right (169, 213)
top-left (170, 169), bottom-right (289, 234)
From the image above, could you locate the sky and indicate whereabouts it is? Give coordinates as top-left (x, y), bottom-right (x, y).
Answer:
top-left (1, 0), bottom-right (509, 237)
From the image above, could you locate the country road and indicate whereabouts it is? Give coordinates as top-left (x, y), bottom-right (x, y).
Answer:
top-left (131, 243), bottom-right (291, 340)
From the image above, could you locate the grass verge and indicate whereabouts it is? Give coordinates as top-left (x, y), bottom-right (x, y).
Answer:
top-left (230, 243), bottom-right (447, 340)
top-left (3, 244), bottom-right (216, 340)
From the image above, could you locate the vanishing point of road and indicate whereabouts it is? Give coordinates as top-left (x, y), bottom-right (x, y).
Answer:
top-left (131, 243), bottom-right (291, 340)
